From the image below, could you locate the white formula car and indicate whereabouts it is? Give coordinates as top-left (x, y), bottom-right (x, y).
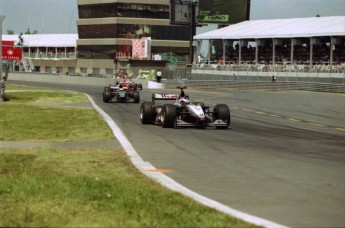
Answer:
top-left (140, 93), bottom-right (230, 129)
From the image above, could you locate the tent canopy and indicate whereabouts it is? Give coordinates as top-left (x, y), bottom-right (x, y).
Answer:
top-left (194, 16), bottom-right (345, 40)
top-left (2, 34), bottom-right (78, 47)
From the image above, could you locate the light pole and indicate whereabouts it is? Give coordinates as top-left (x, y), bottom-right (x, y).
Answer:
top-left (189, 1), bottom-right (197, 64)
top-left (0, 16), bottom-right (5, 79)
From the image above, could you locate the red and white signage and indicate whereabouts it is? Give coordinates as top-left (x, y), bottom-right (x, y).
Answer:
top-left (132, 37), bottom-right (151, 59)
top-left (2, 40), bottom-right (15, 47)
top-left (2, 47), bottom-right (22, 60)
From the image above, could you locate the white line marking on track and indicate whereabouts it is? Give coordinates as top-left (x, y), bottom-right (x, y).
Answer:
top-left (85, 93), bottom-right (288, 228)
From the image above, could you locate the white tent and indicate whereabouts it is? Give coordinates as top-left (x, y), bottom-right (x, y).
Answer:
top-left (2, 34), bottom-right (78, 47)
top-left (194, 16), bottom-right (345, 40)
top-left (193, 16), bottom-right (345, 66)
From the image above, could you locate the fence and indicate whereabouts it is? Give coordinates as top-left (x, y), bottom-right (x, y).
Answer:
top-left (127, 66), bottom-right (191, 81)
top-left (191, 63), bottom-right (345, 85)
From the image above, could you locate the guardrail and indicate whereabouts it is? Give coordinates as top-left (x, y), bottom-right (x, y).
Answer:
top-left (163, 80), bottom-right (345, 93)
top-left (6, 71), bottom-right (345, 93)
top-left (191, 67), bottom-right (345, 85)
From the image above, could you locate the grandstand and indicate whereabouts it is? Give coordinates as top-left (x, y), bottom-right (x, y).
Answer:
top-left (193, 16), bottom-right (345, 74)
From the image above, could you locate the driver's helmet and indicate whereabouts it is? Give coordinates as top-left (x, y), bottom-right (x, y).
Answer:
top-left (179, 97), bottom-right (190, 105)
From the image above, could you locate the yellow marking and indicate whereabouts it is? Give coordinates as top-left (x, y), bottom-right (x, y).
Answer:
top-left (144, 169), bottom-right (171, 173)
top-left (256, 111), bottom-right (266, 115)
top-left (288, 118), bottom-right (300, 122)
top-left (242, 109), bottom-right (253, 112)
top-left (308, 122), bottom-right (326, 127)
top-left (335, 128), bottom-right (345, 132)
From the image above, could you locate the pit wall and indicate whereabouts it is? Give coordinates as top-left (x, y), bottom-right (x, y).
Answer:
top-left (6, 72), bottom-right (149, 88)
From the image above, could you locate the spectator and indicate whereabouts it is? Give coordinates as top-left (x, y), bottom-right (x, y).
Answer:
top-left (156, 69), bottom-right (162, 83)
top-left (180, 88), bottom-right (185, 98)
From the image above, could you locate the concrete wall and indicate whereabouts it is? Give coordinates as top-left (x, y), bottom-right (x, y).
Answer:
top-left (7, 72), bottom-right (149, 88)
top-left (33, 59), bottom-right (116, 77)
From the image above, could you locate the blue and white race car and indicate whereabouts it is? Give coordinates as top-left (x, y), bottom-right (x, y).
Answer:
top-left (103, 81), bottom-right (142, 103)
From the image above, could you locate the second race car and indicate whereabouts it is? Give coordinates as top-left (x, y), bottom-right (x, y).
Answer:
top-left (103, 80), bottom-right (142, 103)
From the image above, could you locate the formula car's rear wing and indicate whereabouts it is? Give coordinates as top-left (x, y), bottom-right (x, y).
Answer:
top-left (152, 93), bottom-right (178, 103)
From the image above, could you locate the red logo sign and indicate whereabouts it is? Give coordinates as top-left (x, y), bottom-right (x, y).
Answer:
top-left (2, 47), bottom-right (22, 60)
top-left (2, 40), bottom-right (15, 47)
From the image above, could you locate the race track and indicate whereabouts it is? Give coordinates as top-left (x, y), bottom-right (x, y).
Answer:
top-left (9, 80), bottom-right (345, 227)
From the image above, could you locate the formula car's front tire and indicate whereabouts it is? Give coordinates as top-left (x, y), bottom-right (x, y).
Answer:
top-left (161, 104), bottom-right (176, 128)
top-left (213, 104), bottom-right (231, 129)
top-left (103, 86), bottom-right (112, 102)
top-left (133, 91), bottom-right (140, 103)
top-left (140, 102), bottom-right (154, 124)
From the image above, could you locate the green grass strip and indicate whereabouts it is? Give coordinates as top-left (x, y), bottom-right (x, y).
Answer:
top-left (0, 148), bottom-right (255, 227)
top-left (0, 90), bottom-right (112, 141)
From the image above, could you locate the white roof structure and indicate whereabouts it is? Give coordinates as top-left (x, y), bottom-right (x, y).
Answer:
top-left (2, 34), bottom-right (78, 47)
top-left (194, 16), bottom-right (345, 40)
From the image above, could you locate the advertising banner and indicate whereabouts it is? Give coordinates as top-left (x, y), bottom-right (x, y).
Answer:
top-left (2, 47), bottom-right (22, 60)
top-left (198, 0), bottom-right (250, 24)
top-left (2, 40), bottom-right (15, 47)
top-left (132, 37), bottom-right (151, 60)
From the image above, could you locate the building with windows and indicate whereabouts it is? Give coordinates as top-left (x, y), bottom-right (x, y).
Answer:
top-left (76, 0), bottom-right (190, 73)
top-left (3, 1), bottom-right (191, 78)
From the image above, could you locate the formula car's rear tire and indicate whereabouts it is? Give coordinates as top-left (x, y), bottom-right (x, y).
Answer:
top-left (103, 86), bottom-right (112, 102)
top-left (133, 91), bottom-right (140, 103)
top-left (138, 83), bottom-right (143, 90)
top-left (140, 102), bottom-right (154, 124)
top-left (213, 104), bottom-right (231, 129)
top-left (161, 104), bottom-right (176, 128)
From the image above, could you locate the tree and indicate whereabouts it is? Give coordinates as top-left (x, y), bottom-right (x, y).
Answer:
top-left (6, 29), bottom-right (38, 35)
top-left (24, 28), bottom-right (38, 34)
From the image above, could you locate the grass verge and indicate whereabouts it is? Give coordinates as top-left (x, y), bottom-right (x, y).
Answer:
top-left (0, 90), bottom-right (112, 141)
top-left (0, 85), bottom-right (258, 227)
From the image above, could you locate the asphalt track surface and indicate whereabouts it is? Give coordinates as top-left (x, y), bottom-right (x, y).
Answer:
top-left (8, 80), bottom-right (345, 228)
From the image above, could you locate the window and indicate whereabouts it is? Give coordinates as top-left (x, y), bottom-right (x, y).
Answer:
top-left (92, 68), bottom-right (100, 74)
top-left (80, 67), bottom-right (87, 76)
top-left (105, 68), bottom-right (114, 78)
top-left (78, 24), bottom-right (116, 39)
top-left (78, 3), bottom-right (169, 19)
top-left (77, 45), bottom-right (116, 59)
top-left (45, 66), bottom-right (51, 73)
top-left (78, 24), bottom-right (189, 41)
top-left (68, 67), bottom-right (76, 74)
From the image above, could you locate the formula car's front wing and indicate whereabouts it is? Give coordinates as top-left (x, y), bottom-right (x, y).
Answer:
top-left (175, 118), bottom-right (228, 127)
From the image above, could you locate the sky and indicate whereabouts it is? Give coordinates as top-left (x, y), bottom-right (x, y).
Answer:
top-left (0, 0), bottom-right (344, 34)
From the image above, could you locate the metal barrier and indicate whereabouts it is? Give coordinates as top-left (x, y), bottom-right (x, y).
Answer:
top-left (128, 66), bottom-right (190, 81)
top-left (191, 63), bottom-right (345, 85)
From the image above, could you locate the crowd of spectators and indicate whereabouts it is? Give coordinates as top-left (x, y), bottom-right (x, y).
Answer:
top-left (211, 39), bottom-right (345, 67)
